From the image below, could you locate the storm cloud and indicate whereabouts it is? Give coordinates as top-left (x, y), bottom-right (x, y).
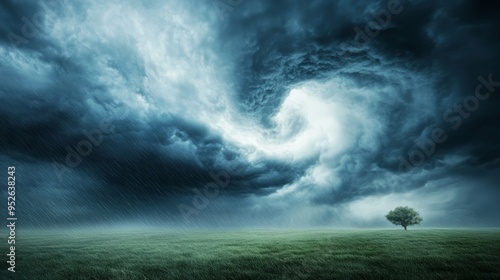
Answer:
top-left (1, 0), bottom-right (499, 228)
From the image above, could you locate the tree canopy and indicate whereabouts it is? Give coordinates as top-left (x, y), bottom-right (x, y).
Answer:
top-left (386, 206), bottom-right (423, 230)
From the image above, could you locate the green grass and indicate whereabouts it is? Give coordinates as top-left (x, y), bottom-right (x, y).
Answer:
top-left (1, 229), bottom-right (499, 279)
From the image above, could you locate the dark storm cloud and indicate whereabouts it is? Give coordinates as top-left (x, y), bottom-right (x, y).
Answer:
top-left (226, 1), bottom-right (498, 158)
top-left (0, 0), bottom-right (311, 226)
top-left (1, 0), bottom-right (499, 227)
top-left (214, 0), bottom-right (500, 225)
top-left (0, 0), bottom-right (40, 45)
top-left (67, 115), bottom-right (303, 196)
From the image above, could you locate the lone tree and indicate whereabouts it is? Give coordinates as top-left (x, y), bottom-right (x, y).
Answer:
top-left (386, 206), bottom-right (422, 230)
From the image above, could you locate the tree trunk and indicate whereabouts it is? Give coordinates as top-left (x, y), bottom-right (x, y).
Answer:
top-left (404, 226), bottom-right (407, 230)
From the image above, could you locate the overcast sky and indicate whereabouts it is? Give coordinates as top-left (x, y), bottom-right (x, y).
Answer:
top-left (1, 0), bottom-right (499, 229)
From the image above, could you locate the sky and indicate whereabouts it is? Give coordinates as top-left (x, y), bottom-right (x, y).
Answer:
top-left (1, 0), bottom-right (499, 229)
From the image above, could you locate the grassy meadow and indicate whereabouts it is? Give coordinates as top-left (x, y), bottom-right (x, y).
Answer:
top-left (1, 229), bottom-right (499, 279)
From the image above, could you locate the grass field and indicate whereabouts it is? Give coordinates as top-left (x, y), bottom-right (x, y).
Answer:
top-left (1, 229), bottom-right (499, 279)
